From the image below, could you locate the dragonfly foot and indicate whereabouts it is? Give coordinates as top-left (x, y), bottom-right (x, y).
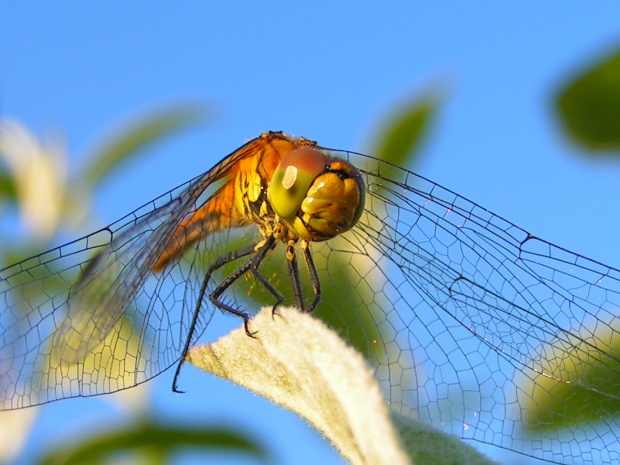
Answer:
top-left (270, 303), bottom-right (282, 320)
top-left (244, 318), bottom-right (258, 338)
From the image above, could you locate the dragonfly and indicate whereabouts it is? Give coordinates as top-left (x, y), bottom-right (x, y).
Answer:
top-left (1, 131), bottom-right (619, 464)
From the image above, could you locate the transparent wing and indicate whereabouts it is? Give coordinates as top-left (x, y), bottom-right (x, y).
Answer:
top-left (316, 148), bottom-right (620, 464)
top-left (2, 134), bottom-right (619, 464)
top-left (0, 142), bottom-right (257, 410)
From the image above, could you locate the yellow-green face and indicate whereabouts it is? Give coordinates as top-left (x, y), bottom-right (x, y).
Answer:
top-left (267, 148), bottom-right (365, 241)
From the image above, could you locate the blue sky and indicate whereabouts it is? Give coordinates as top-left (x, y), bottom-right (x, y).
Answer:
top-left (2, 3), bottom-right (620, 465)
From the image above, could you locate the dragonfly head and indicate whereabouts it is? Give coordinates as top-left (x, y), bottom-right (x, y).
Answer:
top-left (267, 147), bottom-right (365, 241)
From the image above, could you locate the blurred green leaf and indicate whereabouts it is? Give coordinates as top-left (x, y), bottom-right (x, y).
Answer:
top-left (37, 420), bottom-right (269, 465)
top-left (522, 328), bottom-right (620, 433)
top-left (555, 47), bottom-right (620, 152)
top-left (313, 241), bottom-right (385, 360)
top-left (392, 413), bottom-right (499, 465)
top-left (329, 92), bottom-right (442, 360)
top-left (372, 93), bottom-right (440, 167)
top-left (83, 103), bottom-right (209, 187)
top-left (0, 171), bottom-right (16, 200)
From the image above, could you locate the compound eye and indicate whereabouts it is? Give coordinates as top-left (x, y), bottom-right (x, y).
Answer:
top-left (268, 148), bottom-right (327, 220)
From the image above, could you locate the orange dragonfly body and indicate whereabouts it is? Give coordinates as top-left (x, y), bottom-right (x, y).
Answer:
top-left (155, 132), bottom-right (363, 271)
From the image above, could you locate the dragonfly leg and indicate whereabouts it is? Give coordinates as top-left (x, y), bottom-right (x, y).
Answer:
top-left (301, 240), bottom-right (321, 313)
top-left (172, 241), bottom-right (259, 393)
top-left (285, 240), bottom-right (321, 314)
top-left (208, 234), bottom-right (283, 334)
top-left (173, 234), bottom-right (291, 393)
top-left (286, 240), bottom-right (306, 312)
